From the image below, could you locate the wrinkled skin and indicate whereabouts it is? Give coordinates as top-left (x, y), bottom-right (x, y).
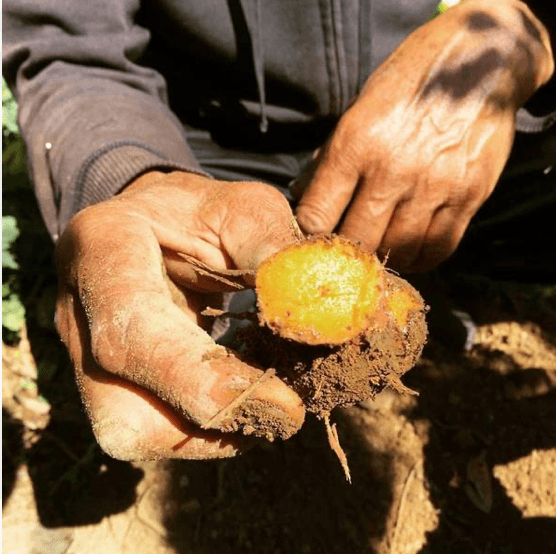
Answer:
top-left (56, 0), bottom-right (553, 461)
top-left (55, 172), bottom-right (305, 460)
top-left (296, 0), bottom-right (554, 272)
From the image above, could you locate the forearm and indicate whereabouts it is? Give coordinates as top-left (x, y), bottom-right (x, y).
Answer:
top-left (2, 0), bottom-right (208, 240)
top-left (24, 77), bottom-right (208, 239)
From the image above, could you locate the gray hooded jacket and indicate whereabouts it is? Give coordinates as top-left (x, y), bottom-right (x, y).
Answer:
top-left (3, 0), bottom-right (555, 239)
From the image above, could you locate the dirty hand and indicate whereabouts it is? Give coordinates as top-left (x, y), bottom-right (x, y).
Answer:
top-left (55, 171), bottom-right (305, 461)
top-left (296, 0), bottom-right (554, 272)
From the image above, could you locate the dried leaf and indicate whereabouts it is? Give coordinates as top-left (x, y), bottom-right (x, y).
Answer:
top-left (465, 451), bottom-right (492, 513)
top-left (177, 253), bottom-right (254, 290)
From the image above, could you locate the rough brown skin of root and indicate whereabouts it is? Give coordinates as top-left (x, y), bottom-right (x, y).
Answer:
top-left (253, 236), bottom-right (428, 419)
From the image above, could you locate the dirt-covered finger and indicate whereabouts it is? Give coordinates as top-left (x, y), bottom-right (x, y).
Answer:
top-left (58, 276), bottom-right (248, 460)
top-left (87, 288), bottom-right (305, 441)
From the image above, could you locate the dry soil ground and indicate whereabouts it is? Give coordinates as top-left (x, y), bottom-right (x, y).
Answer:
top-left (3, 277), bottom-right (556, 554)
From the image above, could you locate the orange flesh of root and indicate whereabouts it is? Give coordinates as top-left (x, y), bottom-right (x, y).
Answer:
top-left (256, 237), bottom-right (384, 345)
top-left (386, 286), bottom-right (422, 328)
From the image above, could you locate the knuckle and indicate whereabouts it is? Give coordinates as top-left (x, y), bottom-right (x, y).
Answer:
top-left (444, 186), bottom-right (484, 217)
top-left (246, 181), bottom-right (291, 211)
top-left (67, 204), bottom-right (107, 236)
top-left (296, 203), bottom-right (334, 234)
top-left (224, 181), bottom-right (293, 223)
top-left (329, 125), bottom-right (370, 169)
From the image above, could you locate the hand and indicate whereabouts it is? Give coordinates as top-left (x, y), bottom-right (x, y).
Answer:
top-left (296, 0), bottom-right (554, 272)
top-left (55, 171), bottom-right (305, 461)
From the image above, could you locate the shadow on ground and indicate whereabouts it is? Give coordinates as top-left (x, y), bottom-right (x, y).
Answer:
top-left (25, 366), bottom-right (145, 528)
top-left (405, 346), bottom-right (556, 553)
top-left (161, 417), bottom-right (397, 554)
top-left (2, 409), bottom-right (24, 506)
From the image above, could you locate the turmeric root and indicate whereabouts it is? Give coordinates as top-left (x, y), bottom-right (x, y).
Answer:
top-left (254, 235), bottom-right (427, 418)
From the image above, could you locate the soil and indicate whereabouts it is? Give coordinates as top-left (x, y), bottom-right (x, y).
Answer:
top-left (3, 276), bottom-right (556, 554)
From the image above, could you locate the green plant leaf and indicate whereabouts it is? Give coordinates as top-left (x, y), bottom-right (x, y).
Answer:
top-left (2, 77), bottom-right (15, 102)
top-left (2, 215), bottom-right (20, 246)
top-left (2, 216), bottom-right (20, 269)
top-left (2, 104), bottom-right (19, 135)
top-left (2, 250), bottom-right (19, 270)
top-left (2, 77), bottom-right (19, 136)
top-left (2, 294), bottom-right (26, 332)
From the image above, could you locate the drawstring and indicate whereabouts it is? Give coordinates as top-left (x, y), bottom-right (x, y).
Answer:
top-left (240, 0), bottom-right (268, 133)
top-left (358, 0), bottom-right (373, 92)
top-left (515, 108), bottom-right (556, 133)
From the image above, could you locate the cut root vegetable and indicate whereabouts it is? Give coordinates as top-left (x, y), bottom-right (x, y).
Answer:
top-left (254, 235), bottom-right (427, 417)
top-left (251, 235), bottom-right (428, 477)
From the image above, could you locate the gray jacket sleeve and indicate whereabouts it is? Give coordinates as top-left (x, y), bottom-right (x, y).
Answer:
top-left (2, 0), bottom-right (209, 240)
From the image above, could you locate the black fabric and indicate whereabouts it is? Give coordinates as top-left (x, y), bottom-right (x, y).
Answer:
top-left (447, 126), bottom-right (556, 282)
